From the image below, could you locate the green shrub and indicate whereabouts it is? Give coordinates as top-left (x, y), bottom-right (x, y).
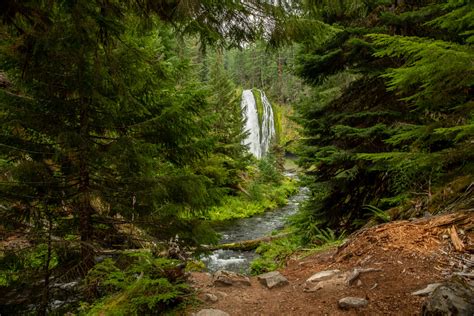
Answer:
top-left (250, 236), bottom-right (300, 275)
top-left (83, 252), bottom-right (190, 315)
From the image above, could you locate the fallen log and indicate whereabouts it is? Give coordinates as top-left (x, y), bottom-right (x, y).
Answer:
top-left (203, 233), bottom-right (290, 251)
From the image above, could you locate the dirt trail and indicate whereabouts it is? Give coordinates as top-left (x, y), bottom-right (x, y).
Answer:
top-left (189, 212), bottom-right (474, 315)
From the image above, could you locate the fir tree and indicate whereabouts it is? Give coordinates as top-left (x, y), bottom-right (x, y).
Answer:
top-left (294, 0), bottom-right (473, 236)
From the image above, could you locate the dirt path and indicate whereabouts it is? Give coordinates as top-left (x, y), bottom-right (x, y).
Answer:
top-left (188, 212), bottom-right (473, 315)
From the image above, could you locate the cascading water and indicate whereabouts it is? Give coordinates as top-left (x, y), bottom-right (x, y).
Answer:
top-left (241, 89), bottom-right (276, 158)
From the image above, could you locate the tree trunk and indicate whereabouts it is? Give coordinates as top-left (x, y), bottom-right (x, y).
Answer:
top-left (78, 101), bottom-right (94, 268)
top-left (38, 213), bottom-right (53, 316)
top-left (277, 53), bottom-right (283, 103)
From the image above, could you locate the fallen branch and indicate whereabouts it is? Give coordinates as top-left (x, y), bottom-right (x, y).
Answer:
top-left (346, 267), bottom-right (382, 286)
top-left (448, 225), bottom-right (465, 252)
top-left (203, 233), bottom-right (290, 251)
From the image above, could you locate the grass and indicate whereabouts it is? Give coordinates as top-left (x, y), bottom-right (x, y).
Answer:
top-left (206, 177), bottom-right (298, 221)
top-left (250, 228), bottom-right (346, 275)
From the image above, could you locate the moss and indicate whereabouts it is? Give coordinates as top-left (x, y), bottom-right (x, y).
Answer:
top-left (251, 88), bottom-right (264, 135)
top-left (272, 102), bottom-right (282, 144)
top-left (206, 177), bottom-right (298, 221)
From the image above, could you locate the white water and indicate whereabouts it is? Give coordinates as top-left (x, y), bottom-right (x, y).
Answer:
top-left (201, 184), bottom-right (309, 274)
top-left (240, 89), bottom-right (276, 158)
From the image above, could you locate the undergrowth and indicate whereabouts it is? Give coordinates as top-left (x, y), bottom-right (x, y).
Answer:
top-left (206, 178), bottom-right (298, 221)
top-left (81, 252), bottom-right (191, 316)
top-left (250, 227), bottom-right (346, 275)
top-left (206, 155), bottom-right (298, 221)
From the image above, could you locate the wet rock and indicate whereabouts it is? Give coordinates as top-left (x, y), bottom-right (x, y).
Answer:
top-left (203, 293), bottom-right (218, 302)
top-left (411, 283), bottom-right (442, 296)
top-left (422, 278), bottom-right (474, 316)
top-left (195, 309), bottom-right (230, 316)
top-left (306, 269), bottom-right (341, 283)
top-left (338, 297), bottom-right (368, 309)
top-left (257, 271), bottom-right (289, 289)
top-left (213, 270), bottom-right (251, 287)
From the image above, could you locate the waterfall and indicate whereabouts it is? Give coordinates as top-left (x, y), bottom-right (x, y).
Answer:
top-left (240, 89), bottom-right (276, 159)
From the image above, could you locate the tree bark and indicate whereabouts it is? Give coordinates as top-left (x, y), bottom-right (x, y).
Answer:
top-left (38, 213), bottom-right (53, 316)
top-left (78, 101), bottom-right (94, 268)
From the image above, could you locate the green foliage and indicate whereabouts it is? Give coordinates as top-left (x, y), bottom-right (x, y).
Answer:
top-left (0, 243), bottom-right (59, 288)
top-left (250, 227), bottom-right (346, 275)
top-left (370, 34), bottom-right (473, 109)
top-left (206, 177), bottom-right (298, 221)
top-left (252, 89), bottom-right (265, 129)
top-left (0, 1), bottom-right (293, 312)
top-left (363, 205), bottom-right (391, 223)
top-left (257, 155), bottom-right (284, 184)
top-left (250, 235), bottom-right (300, 275)
top-left (310, 228), bottom-right (346, 245)
top-left (83, 253), bottom-right (189, 315)
top-left (222, 41), bottom-right (308, 104)
top-left (294, 0), bottom-right (474, 236)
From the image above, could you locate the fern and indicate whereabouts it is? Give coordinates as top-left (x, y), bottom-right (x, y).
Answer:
top-left (312, 227), bottom-right (346, 244)
top-left (363, 205), bottom-right (391, 223)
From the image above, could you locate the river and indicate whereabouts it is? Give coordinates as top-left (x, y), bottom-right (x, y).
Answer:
top-left (201, 183), bottom-right (309, 274)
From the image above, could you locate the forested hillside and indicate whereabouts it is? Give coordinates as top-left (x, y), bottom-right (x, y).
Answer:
top-left (0, 0), bottom-right (472, 315)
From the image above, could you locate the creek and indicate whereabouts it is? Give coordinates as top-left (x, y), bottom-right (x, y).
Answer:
top-left (201, 179), bottom-right (308, 274)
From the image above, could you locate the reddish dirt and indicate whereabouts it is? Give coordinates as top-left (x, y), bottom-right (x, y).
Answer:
top-left (188, 212), bottom-right (474, 315)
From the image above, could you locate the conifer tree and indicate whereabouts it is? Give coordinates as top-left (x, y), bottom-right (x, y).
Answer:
top-left (294, 0), bottom-right (473, 236)
top-left (201, 49), bottom-right (251, 190)
top-left (0, 0), bottom-right (292, 268)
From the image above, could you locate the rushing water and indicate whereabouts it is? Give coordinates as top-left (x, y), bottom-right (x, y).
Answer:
top-left (202, 90), bottom-right (295, 273)
top-left (201, 185), bottom-right (309, 274)
top-left (240, 89), bottom-right (276, 159)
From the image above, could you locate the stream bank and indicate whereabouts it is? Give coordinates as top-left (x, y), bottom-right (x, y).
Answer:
top-left (201, 183), bottom-right (309, 274)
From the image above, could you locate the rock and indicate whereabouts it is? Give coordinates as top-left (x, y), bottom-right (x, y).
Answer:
top-left (215, 291), bottom-right (228, 298)
top-left (306, 270), bottom-right (341, 283)
top-left (304, 273), bottom-right (348, 292)
top-left (257, 271), bottom-right (289, 289)
top-left (213, 270), bottom-right (251, 287)
top-left (411, 283), bottom-right (442, 296)
top-left (338, 297), bottom-right (369, 309)
top-left (203, 293), bottom-right (219, 302)
top-left (195, 309), bottom-right (230, 316)
top-left (422, 278), bottom-right (474, 316)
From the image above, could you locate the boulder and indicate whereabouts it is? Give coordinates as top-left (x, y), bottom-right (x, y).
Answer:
top-left (195, 309), bottom-right (230, 316)
top-left (257, 271), bottom-right (289, 289)
top-left (306, 270), bottom-right (341, 283)
top-left (422, 278), bottom-right (474, 316)
top-left (338, 297), bottom-right (368, 309)
top-left (213, 270), bottom-right (251, 287)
